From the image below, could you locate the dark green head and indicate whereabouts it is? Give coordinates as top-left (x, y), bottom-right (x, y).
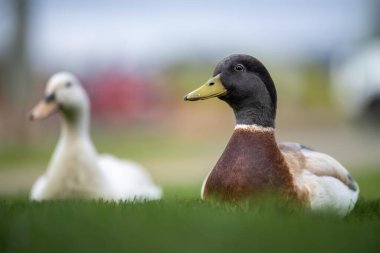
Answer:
top-left (185, 54), bottom-right (277, 127)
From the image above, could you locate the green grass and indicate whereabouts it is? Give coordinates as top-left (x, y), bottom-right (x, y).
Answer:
top-left (352, 171), bottom-right (380, 199)
top-left (1, 180), bottom-right (380, 253)
top-left (0, 172), bottom-right (379, 253)
top-left (0, 196), bottom-right (379, 253)
top-left (0, 157), bottom-right (379, 253)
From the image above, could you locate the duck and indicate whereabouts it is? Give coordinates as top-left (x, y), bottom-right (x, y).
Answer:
top-left (29, 72), bottom-right (162, 201)
top-left (184, 54), bottom-right (359, 215)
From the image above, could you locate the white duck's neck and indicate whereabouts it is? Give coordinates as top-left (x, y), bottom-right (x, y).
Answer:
top-left (48, 106), bottom-right (99, 173)
top-left (60, 108), bottom-right (91, 141)
top-left (54, 106), bottom-right (99, 161)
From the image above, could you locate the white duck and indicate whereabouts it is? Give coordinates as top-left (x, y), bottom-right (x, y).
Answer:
top-left (29, 72), bottom-right (162, 201)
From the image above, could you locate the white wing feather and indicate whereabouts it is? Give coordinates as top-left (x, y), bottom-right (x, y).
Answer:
top-left (282, 143), bottom-right (359, 215)
top-left (98, 154), bottom-right (162, 201)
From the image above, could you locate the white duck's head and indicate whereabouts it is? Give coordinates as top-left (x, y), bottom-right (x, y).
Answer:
top-left (29, 72), bottom-right (89, 121)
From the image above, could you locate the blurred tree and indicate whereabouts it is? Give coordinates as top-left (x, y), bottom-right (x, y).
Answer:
top-left (370, 0), bottom-right (380, 38)
top-left (0, 0), bottom-right (31, 140)
top-left (5, 0), bottom-right (30, 101)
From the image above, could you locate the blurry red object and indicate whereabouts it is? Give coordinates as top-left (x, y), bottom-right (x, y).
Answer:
top-left (83, 70), bottom-right (154, 120)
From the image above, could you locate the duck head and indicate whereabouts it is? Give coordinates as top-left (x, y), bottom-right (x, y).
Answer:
top-left (184, 54), bottom-right (277, 128)
top-left (29, 72), bottom-right (89, 121)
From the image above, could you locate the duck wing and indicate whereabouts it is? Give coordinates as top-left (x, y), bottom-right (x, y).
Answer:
top-left (279, 142), bottom-right (359, 214)
top-left (279, 142), bottom-right (358, 191)
top-left (98, 154), bottom-right (162, 201)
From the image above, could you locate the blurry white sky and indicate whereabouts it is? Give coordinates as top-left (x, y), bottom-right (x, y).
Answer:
top-left (0, 0), bottom-right (373, 71)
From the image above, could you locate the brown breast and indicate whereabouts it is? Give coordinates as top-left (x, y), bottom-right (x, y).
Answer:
top-left (203, 127), bottom-right (296, 201)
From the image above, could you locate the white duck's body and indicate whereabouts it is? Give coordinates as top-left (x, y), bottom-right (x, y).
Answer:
top-left (30, 72), bottom-right (161, 201)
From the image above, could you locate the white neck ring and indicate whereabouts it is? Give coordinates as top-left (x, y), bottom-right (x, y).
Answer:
top-left (234, 124), bottom-right (274, 132)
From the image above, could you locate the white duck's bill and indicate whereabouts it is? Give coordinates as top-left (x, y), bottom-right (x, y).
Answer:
top-left (29, 100), bottom-right (58, 120)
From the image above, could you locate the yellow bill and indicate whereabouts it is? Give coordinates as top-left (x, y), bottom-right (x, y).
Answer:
top-left (184, 74), bottom-right (227, 101)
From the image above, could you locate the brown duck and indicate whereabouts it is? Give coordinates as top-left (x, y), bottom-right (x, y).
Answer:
top-left (184, 54), bottom-right (359, 215)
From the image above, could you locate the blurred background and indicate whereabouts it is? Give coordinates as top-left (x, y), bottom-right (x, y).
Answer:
top-left (0, 0), bottom-right (379, 197)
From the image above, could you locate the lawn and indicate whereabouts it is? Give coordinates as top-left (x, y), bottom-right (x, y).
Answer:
top-left (0, 197), bottom-right (379, 253)
top-left (1, 175), bottom-right (380, 253)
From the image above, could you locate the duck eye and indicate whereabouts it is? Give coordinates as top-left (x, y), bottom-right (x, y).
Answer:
top-left (65, 82), bottom-right (72, 88)
top-left (234, 64), bottom-right (245, 72)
